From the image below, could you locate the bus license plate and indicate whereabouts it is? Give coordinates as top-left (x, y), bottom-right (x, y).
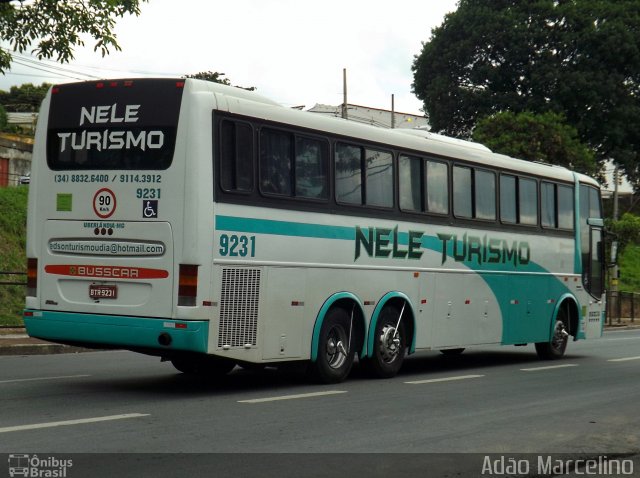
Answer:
top-left (89, 284), bottom-right (118, 299)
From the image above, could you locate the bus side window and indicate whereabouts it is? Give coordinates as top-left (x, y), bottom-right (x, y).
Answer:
top-left (260, 128), bottom-right (292, 196)
top-left (365, 149), bottom-right (393, 208)
top-left (295, 136), bottom-right (328, 200)
top-left (519, 177), bottom-right (538, 225)
top-left (426, 160), bottom-right (448, 214)
top-left (220, 120), bottom-right (253, 192)
top-left (500, 174), bottom-right (517, 223)
top-left (399, 155), bottom-right (422, 212)
top-left (475, 169), bottom-right (496, 220)
top-left (541, 181), bottom-right (556, 228)
top-left (335, 143), bottom-right (363, 205)
top-left (557, 184), bottom-right (574, 229)
top-left (453, 165), bottom-right (472, 218)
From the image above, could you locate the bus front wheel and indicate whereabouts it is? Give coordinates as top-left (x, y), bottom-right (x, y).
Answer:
top-left (363, 304), bottom-right (407, 378)
top-left (535, 309), bottom-right (569, 360)
top-left (310, 307), bottom-right (355, 384)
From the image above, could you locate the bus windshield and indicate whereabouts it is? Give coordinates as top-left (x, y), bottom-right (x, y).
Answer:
top-left (46, 79), bottom-right (183, 171)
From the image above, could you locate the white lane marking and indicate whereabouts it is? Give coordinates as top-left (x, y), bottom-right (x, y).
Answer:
top-left (0, 374), bottom-right (91, 384)
top-left (404, 374), bottom-right (485, 385)
top-left (0, 413), bottom-right (149, 434)
top-left (608, 356), bottom-right (640, 362)
top-left (521, 364), bottom-right (578, 372)
top-left (238, 390), bottom-right (347, 403)
top-left (601, 336), bottom-right (640, 341)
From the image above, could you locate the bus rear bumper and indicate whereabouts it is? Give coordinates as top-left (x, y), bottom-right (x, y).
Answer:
top-left (23, 310), bottom-right (209, 354)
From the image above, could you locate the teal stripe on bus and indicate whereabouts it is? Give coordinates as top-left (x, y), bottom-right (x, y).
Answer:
top-left (215, 214), bottom-right (579, 344)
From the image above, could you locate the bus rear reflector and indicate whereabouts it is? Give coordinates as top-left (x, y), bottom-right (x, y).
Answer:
top-left (178, 264), bottom-right (198, 306)
top-left (27, 258), bottom-right (37, 297)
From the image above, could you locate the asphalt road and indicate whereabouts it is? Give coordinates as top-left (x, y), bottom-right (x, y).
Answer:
top-left (1, 329), bottom-right (639, 477)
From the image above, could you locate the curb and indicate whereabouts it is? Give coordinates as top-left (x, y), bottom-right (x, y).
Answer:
top-left (0, 343), bottom-right (91, 356)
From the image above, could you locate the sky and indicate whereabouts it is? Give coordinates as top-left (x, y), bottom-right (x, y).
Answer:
top-left (1, 0), bottom-right (459, 115)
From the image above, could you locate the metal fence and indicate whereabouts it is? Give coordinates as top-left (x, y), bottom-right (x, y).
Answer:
top-left (0, 271), bottom-right (26, 286)
top-left (606, 291), bottom-right (639, 326)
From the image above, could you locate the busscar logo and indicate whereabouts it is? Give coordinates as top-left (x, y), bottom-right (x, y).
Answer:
top-left (8, 454), bottom-right (73, 477)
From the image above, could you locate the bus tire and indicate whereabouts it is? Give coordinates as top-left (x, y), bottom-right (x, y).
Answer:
top-left (171, 355), bottom-right (236, 376)
top-left (535, 308), bottom-right (569, 360)
top-left (310, 306), bottom-right (355, 384)
top-left (363, 304), bottom-right (406, 379)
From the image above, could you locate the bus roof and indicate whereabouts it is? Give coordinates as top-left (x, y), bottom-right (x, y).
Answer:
top-left (73, 77), bottom-right (597, 188)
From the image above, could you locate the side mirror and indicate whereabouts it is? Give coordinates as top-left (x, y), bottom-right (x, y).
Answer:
top-left (610, 240), bottom-right (618, 265)
top-left (587, 217), bottom-right (604, 227)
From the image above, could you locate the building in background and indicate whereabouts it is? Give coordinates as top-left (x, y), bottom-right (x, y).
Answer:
top-left (307, 103), bottom-right (429, 130)
top-left (0, 133), bottom-right (33, 187)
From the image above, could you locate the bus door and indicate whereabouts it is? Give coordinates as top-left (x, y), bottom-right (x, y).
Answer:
top-left (579, 184), bottom-right (605, 338)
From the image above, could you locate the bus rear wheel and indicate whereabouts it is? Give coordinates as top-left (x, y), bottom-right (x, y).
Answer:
top-left (363, 304), bottom-right (406, 379)
top-left (535, 309), bottom-right (569, 360)
top-left (310, 307), bottom-right (355, 384)
top-left (171, 355), bottom-right (236, 376)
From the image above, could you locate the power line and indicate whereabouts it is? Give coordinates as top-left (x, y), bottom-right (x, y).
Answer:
top-left (5, 48), bottom-right (103, 80)
top-left (10, 58), bottom-right (87, 80)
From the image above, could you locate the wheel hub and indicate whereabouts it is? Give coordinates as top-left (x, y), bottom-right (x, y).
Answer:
top-left (552, 321), bottom-right (568, 350)
top-left (379, 325), bottom-right (400, 363)
top-left (326, 330), bottom-right (347, 369)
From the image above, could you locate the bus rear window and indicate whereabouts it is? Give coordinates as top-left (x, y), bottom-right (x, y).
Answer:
top-left (46, 79), bottom-right (183, 170)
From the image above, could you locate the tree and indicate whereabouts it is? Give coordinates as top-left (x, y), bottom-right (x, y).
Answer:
top-left (185, 71), bottom-right (256, 91)
top-left (0, 104), bottom-right (7, 131)
top-left (608, 213), bottom-right (640, 253)
top-left (0, 83), bottom-right (50, 112)
top-left (186, 71), bottom-right (231, 85)
top-left (412, 0), bottom-right (640, 185)
top-left (473, 111), bottom-right (597, 176)
top-left (0, 0), bottom-right (146, 73)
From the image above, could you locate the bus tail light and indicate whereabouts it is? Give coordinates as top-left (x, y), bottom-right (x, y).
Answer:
top-left (178, 264), bottom-right (198, 306)
top-left (26, 258), bottom-right (37, 297)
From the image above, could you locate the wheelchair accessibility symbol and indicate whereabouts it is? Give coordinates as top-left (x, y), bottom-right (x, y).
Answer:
top-left (143, 200), bottom-right (158, 218)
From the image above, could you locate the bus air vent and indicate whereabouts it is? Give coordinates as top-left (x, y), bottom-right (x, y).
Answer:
top-left (218, 268), bottom-right (261, 348)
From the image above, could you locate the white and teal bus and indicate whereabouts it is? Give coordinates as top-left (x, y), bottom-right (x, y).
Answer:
top-left (24, 78), bottom-right (606, 383)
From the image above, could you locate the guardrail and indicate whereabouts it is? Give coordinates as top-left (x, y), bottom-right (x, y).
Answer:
top-left (606, 291), bottom-right (638, 326)
top-left (0, 271), bottom-right (26, 286)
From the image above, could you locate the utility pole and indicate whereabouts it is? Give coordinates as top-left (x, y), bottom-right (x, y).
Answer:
top-left (391, 94), bottom-right (395, 129)
top-left (342, 68), bottom-right (348, 120)
top-left (611, 164), bottom-right (620, 324)
top-left (613, 165), bottom-right (620, 220)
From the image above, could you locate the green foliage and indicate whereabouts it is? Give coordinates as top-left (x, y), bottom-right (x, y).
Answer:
top-left (618, 244), bottom-right (640, 292)
top-left (0, 0), bottom-right (146, 74)
top-left (0, 186), bottom-right (28, 326)
top-left (185, 71), bottom-right (256, 91)
top-left (473, 111), bottom-right (597, 176)
top-left (0, 83), bottom-right (50, 112)
top-left (0, 104), bottom-right (7, 131)
top-left (186, 71), bottom-right (231, 85)
top-left (412, 0), bottom-right (640, 185)
top-left (608, 213), bottom-right (640, 253)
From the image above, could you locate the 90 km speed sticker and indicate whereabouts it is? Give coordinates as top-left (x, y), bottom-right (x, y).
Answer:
top-left (93, 188), bottom-right (117, 219)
